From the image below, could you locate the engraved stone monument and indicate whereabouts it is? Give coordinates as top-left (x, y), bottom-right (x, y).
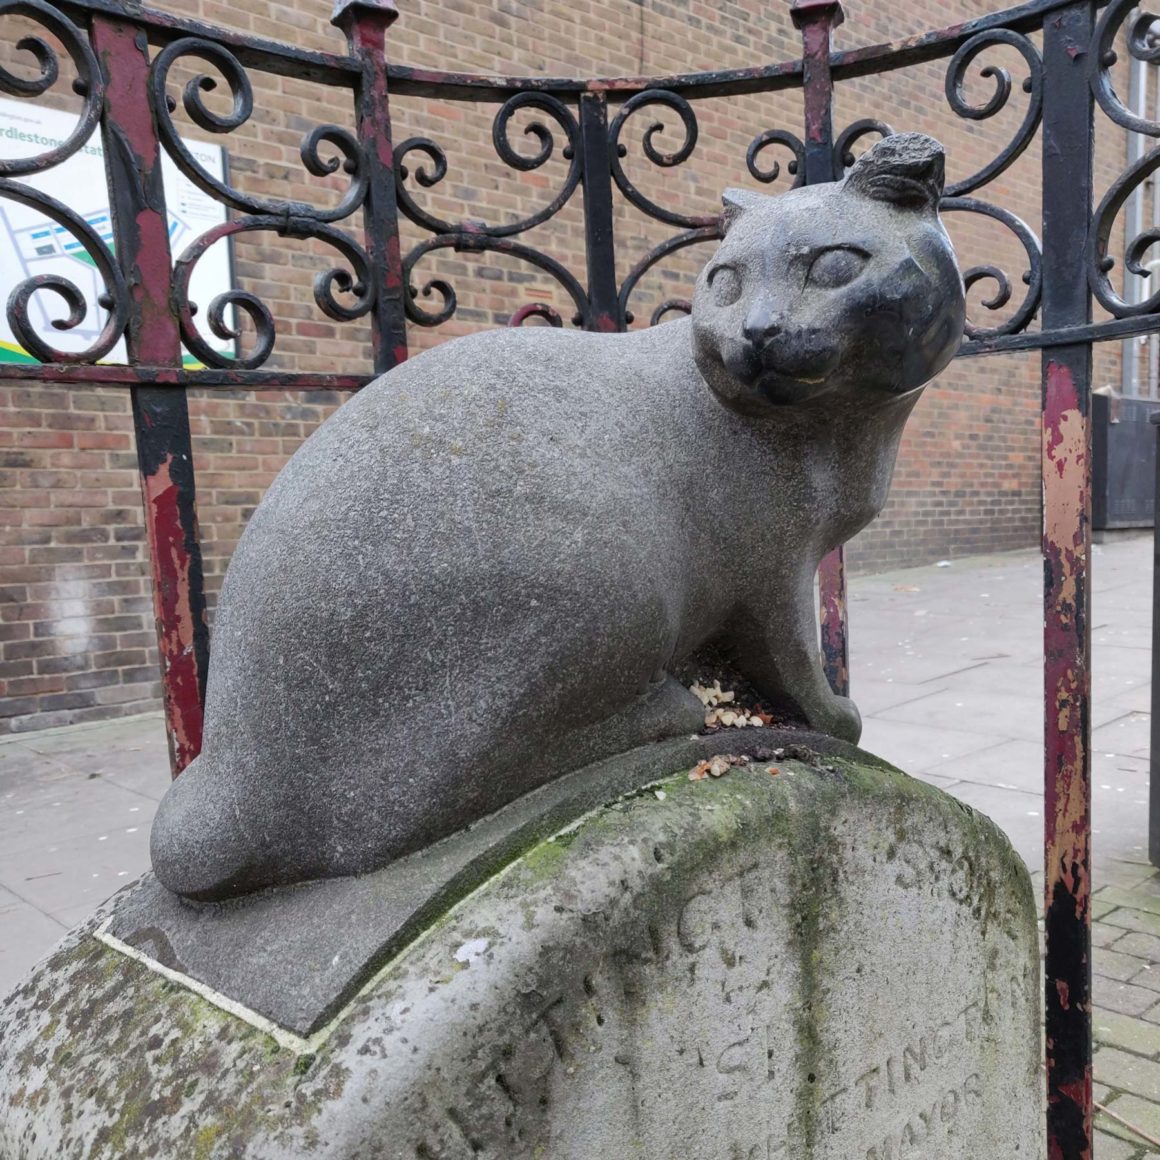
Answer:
top-left (0, 133), bottom-right (1042, 1158)
top-left (0, 741), bottom-right (1042, 1157)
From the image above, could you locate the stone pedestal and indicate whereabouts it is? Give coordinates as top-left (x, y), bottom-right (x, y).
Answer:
top-left (0, 740), bottom-right (1042, 1159)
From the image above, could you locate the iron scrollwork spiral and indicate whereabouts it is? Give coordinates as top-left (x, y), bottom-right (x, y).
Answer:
top-left (833, 119), bottom-right (894, 175)
top-left (943, 29), bottom-right (1043, 196)
top-left (397, 93), bottom-right (584, 327)
top-left (611, 91), bottom-right (804, 324)
top-left (172, 219), bottom-right (374, 370)
top-left (396, 93), bottom-right (581, 239)
top-left (2, 183), bottom-right (128, 363)
top-left (403, 234), bottom-right (591, 329)
top-left (149, 38), bottom-right (367, 222)
top-left (0, 1), bottom-right (127, 362)
top-left (509, 303), bottom-right (564, 328)
top-left (618, 225), bottom-right (720, 327)
top-left (1088, 148), bottom-right (1160, 318)
top-left (149, 37), bottom-right (377, 368)
top-left (940, 197), bottom-right (1042, 339)
top-left (0, 0), bottom-right (104, 176)
top-left (746, 128), bottom-right (806, 188)
top-left (1086, 0), bottom-right (1160, 317)
top-left (1091, 0), bottom-right (1160, 136)
top-left (609, 90), bottom-right (718, 230)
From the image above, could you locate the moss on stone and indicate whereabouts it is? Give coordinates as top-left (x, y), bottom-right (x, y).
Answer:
top-left (0, 745), bottom-right (1038, 1158)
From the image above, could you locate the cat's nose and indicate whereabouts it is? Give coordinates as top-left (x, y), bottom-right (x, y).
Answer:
top-left (742, 310), bottom-right (785, 349)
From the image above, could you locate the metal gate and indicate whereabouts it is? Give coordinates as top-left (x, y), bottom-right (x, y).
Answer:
top-left (3, 0), bottom-right (1155, 1153)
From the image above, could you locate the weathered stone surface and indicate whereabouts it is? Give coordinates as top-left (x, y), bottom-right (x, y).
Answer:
top-left (106, 728), bottom-right (857, 1037)
top-left (149, 132), bottom-right (967, 900)
top-left (1, 749), bottom-right (1042, 1159)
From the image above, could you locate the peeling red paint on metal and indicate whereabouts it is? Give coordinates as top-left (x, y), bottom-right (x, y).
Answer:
top-left (1042, 351), bottom-right (1093, 1160)
top-left (143, 454), bottom-right (205, 770)
top-left (792, 3), bottom-right (842, 153)
top-left (800, 24), bottom-right (831, 144)
top-left (96, 23), bottom-right (182, 361)
top-left (818, 547), bottom-right (849, 697)
top-left (340, 3), bottom-right (408, 376)
top-left (93, 16), bottom-right (210, 777)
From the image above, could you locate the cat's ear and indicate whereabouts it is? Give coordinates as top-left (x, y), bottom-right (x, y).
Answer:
top-left (721, 187), bottom-right (768, 235)
top-left (845, 132), bottom-right (945, 211)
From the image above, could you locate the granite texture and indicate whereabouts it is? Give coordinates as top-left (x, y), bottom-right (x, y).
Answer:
top-left (151, 133), bottom-right (967, 899)
top-left (0, 749), bottom-right (1042, 1159)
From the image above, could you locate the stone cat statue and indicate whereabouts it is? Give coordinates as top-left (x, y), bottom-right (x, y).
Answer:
top-left (151, 132), bottom-right (966, 901)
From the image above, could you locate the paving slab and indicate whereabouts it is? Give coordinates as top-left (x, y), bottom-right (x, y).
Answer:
top-left (1101, 1093), bottom-right (1160, 1150)
top-left (1093, 1132), bottom-right (1143, 1160)
top-left (1119, 932), bottom-right (1160, 964)
top-left (1096, 1009), bottom-right (1160, 1058)
top-left (1106, 908), bottom-right (1160, 939)
top-left (856, 715), bottom-right (1005, 774)
top-left (1099, 974), bottom-right (1160, 1018)
top-left (1101, 946), bottom-right (1156, 983)
top-left (1095, 712), bottom-right (1154, 761)
top-left (1097, 1045), bottom-right (1160, 1103)
top-left (928, 737), bottom-right (1047, 793)
top-left (0, 886), bottom-right (66, 996)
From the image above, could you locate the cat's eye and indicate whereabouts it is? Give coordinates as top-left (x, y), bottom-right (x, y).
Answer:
top-left (708, 265), bottom-right (742, 307)
top-left (807, 246), bottom-right (869, 289)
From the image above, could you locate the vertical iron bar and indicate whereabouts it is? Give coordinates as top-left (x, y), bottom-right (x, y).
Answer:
top-left (91, 15), bottom-right (209, 776)
top-left (792, 0), bottom-right (843, 186)
top-left (792, 0), bottom-right (849, 698)
top-left (331, 0), bottom-right (408, 375)
top-left (578, 92), bottom-right (621, 332)
top-left (1151, 412), bottom-right (1160, 868)
top-left (1041, 5), bottom-right (1095, 1158)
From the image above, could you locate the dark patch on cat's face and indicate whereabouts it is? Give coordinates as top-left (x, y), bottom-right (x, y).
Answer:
top-left (692, 134), bottom-right (965, 414)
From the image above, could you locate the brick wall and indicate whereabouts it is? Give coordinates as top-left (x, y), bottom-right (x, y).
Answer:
top-left (0, 0), bottom-right (1137, 731)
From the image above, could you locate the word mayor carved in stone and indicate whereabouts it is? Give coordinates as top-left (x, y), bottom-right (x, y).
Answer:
top-left (149, 132), bottom-right (967, 902)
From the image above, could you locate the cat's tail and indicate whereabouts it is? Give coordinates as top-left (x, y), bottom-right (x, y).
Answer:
top-left (150, 751), bottom-right (268, 901)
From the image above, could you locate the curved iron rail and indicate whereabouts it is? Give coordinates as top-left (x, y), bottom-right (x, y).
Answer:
top-left (0, 0), bottom-right (1118, 372)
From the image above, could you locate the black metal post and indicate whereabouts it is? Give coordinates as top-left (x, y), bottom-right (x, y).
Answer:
top-left (1151, 411), bottom-right (1160, 868)
top-left (578, 92), bottom-right (621, 332)
top-left (1040, 4), bottom-right (1096, 1157)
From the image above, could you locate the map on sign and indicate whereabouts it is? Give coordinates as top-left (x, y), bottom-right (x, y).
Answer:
top-left (0, 98), bottom-right (234, 366)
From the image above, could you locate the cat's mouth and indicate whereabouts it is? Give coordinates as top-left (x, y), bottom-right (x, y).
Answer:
top-left (745, 337), bottom-right (842, 404)
top-left (754, 368), bottom-right (834, 406)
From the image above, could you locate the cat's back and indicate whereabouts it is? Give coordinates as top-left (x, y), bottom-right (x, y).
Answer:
top-left (261, 321), bottom-right (693, 512)
top-left (363, 321), bottom-right (683, 424)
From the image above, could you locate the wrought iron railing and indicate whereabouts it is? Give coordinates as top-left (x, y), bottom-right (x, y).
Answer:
top-left (5, 0), bottom-right (1159, 1151)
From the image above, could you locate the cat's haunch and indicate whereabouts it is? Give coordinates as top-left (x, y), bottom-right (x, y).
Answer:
top-left (150, 133), bottom-right (966, 901)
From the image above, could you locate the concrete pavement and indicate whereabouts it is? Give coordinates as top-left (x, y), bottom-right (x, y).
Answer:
top-left (1, 533), bottom-right (1159, 1153)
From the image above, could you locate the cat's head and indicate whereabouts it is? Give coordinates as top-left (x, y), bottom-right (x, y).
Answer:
top-left (691, 133), bottom-right (966, 413)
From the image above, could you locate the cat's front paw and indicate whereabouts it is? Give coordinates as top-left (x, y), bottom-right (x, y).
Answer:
top-left (808, 694), bottom-right (862, 745)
